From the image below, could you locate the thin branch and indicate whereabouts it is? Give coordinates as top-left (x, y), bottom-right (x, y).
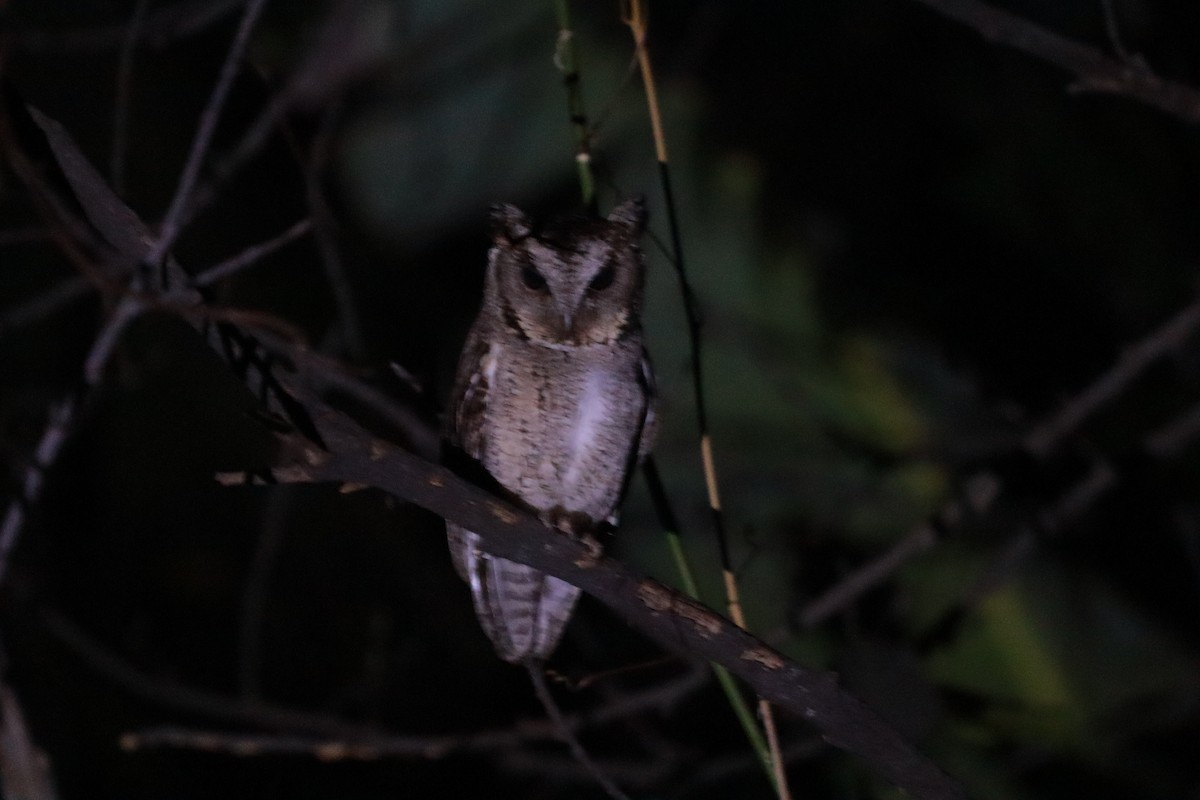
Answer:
top-left (801, 524), bottom-right (939, 629)
top-left (528, 664), bottom-right (630, 800)
top-left (0, 227), bottom-right (52, 246)
top-left (0, 290), bottom-right (154, 585)
top-left (42, 609), bottom-right (409, 740)
top-left (0, 401), bottom-right (76, 587)
top-left (904, 0), bottom-right (1200, 124)
top-left (0, 683), bottom-right (59, 800)
top-left (0, 275), bottom-right (94, 337)
top-left (111, 0), bottom-right (151, 198)
top-left (497, 749), bottom-right (677, 789)
top-left (194, 218), bottom-right (313, 287)
top-left (1024, 293), bottom-right (1200, 456)
top-left (178, 0), bottom-right (388, 236)
top-left (800, 471), bottom-right (1002, 627)
top-left (304, 101), bottom-right (365, 360)
top-left (44, 604), bottom-right (707, 757)
top-left (237, 486), bottom-right (297, 701)
top-left (147, 0), bottom-right (271, 271)
top-left (0, 99), bottom-right (199, 587)
top-left (14, 0), bottom-right (248, 53)
top-left (1099, 0), bottom-right (1131, 62)
top-left (801, 290), bottom-right (1200, 623)
top-left (1144, 400), bottom-right (1200, 458)
top-left (282, 341), bottom-right (440, 459)
top-left (679, 735), bottom-right (826, 796)
top-left (82, 296), bottom-right (146, 384)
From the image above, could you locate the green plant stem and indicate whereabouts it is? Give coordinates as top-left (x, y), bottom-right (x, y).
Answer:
top-left (552, 0), bottom-right (596, 211)
top-left (665, 530), bottom-right (775, 780)
top-left (651, 459), bottom-right (774, 783)
top-left (552, 2), bottom-right (775, 788)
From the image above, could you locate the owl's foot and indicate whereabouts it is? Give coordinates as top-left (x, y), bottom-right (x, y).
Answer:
top-left (545, 506), bottom-right (604, 564)
top-left (546, 506), bottom-right (592, 536)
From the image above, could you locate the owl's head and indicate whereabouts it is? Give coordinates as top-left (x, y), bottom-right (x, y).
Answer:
top-left (485, 197), bottom-right (648, 348)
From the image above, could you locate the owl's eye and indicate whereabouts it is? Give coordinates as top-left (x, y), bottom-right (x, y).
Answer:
top-left (521, 264), bottom-right (549, 292)
top-left (588, 264), bottom-right (616, 292)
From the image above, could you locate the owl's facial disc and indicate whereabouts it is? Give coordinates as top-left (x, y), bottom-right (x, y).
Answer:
top-left (489, 200), bottom-right (645, 347)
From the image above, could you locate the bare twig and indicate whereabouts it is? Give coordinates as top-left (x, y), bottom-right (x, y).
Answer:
top-left (800, 473), bottom-right (1000, 627)
top-left (0, 275), bottom-right (93, 337)
top-left (237, 486), bottom-right (297, 701)
top-left (0, 227), bottom-right (52, 246)
top-left (528, 664), bottom-right (630, 800)
top-left (111, 0), bottom-right (151, 197)
top-left (46, 603), bottom-right (706, 757)
top-left (679, 735), bottom-right (826, 796)
top-left (802, 524), bottom-right (940, 629)
top-left (925, 389), bottom-right (1200, 642)
top-left (1024, 294), bottom-right (1200, 456)
top-left (0, 288), bottom-right (157, 585)
top-left (0, 401), bottom-right (76, 584)
top-left (498, 749), bottom-right (678, 789)
top-left (194, 218), bottom-right (313, 287)
top-left (274, 338), bottom-right (439, 458)
top-left (147, 0), bottom-right (271, 271)
top-left (1145, 401), bottom-right (1200, 458)
top-left (0, 99), bottom-right (198, 587)
top-left (43, 609), bottom-right (400, 740)
top-left (178, 1), bottom-right (389, 236)
top-left (304, 101), bottom-right (365, 359)
top-left (0, 684), bottom-right (59, 800)
top-left (14, 0), bottom-right (248, 53)
top-left (82, 296), bottom-right (146, 384)
top-left (1099, 0), bottom-right (1131, 62)
top-left (904, 0), bottom-right (1200, 124)
top-left (802, 291), bottom-right (1200, 623)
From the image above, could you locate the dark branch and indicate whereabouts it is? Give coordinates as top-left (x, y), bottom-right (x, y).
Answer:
top-left (904, 0), bottom-right (1200, 124)
top-left (259, 379), bottom-right (965, 800)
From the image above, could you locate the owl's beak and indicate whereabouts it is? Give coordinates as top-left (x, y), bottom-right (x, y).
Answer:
top-left (555, 292), bottom-right (584, 334)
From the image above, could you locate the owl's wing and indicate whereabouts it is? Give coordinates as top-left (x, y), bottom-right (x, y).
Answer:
top-left (635, 347), bottom-right (659, 461)
top-left (444, 326), bottom-right (493, 584)
top-left (445, 327), bottom-right (493, 460)
top-left (604, 348), bottom-right (659, 530)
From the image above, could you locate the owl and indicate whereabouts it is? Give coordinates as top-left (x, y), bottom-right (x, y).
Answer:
top-left (444, 197), bottom-right (657, 664)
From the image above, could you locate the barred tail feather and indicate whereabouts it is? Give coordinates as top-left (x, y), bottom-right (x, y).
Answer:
top-left (448, 527), bottom-right (581, 663)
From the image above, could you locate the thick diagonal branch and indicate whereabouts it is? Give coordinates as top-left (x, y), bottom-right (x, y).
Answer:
top-left (262, 380), bottom-right (965, 800)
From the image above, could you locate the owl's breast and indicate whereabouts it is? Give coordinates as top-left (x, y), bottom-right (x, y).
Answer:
top-left (482, 344), bottom-right (647, 522)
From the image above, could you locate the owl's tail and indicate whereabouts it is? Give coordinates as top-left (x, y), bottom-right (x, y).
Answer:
top-left (448, 527), bottom-right (581, 663)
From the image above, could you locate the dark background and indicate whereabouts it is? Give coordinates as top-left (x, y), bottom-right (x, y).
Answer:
top-left (3, 0), bottom-right (1200, 798)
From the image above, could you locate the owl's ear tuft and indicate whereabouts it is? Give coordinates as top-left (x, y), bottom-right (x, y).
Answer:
top-left (490, 203), bottom-right (533, 242)
top-left (607, 195), bottom-right (647, 235)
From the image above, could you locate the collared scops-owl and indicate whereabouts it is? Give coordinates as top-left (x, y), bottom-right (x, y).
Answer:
top-left (444, 197), bottom-right (657, 663)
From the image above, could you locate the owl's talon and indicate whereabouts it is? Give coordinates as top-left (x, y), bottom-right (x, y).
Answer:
top-left (580, 533), bottom-right (603, 560)
top-left (547, 506), bottom-right (594, 537)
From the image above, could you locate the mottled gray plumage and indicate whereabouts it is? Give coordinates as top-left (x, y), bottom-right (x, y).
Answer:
top-left (445, 198), bottom-right (657, 663)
